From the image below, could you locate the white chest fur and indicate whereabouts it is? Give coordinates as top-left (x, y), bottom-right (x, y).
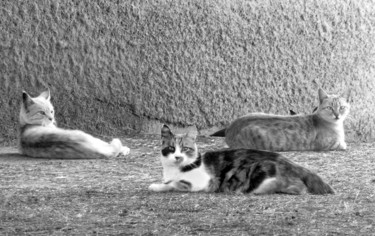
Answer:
top-left (162, 163), bottom-right (212, 192)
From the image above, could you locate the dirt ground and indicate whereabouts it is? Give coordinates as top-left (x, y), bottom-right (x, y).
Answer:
top-left (0, 135), bottom-right (374, 235)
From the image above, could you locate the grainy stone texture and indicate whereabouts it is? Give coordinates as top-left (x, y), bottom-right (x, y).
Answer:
top-left (1, 0), bottom-right (375, 142)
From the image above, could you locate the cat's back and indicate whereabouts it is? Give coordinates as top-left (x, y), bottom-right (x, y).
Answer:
top-left (225, 113), bottom-right (316, 151)
top-left (202, 148), bottom-right (285, 193)
top-left (202, 148), bottom-right (281, 171)
top-left (20, 125), bottom-right (86, 144)
top-left (228, 113), bottom-right (312, 127)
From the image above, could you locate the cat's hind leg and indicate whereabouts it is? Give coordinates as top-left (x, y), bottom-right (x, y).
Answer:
top-left (110, 138), bottom-right (130, 156)
top-left (252, 177), bottom-right (279, 194)
top-left (277, 178), bottom-right (305, 195)
top-left (338, 141), bottom-right (347, 150)
top-left (120, 145), bottom-right (130, 156)
top-left (253, 177), bottom-right (304, 195)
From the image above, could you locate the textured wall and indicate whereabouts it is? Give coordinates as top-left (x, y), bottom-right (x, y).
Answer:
top-left (1, 0), bottom-right (375, 143)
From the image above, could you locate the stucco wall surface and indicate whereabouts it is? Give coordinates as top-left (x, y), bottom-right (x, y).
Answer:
top-left (1, 0), bottom-right (375, 142)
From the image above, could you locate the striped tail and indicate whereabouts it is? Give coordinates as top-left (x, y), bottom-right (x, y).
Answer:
top-left (210, 128), bottom-right (226, 137)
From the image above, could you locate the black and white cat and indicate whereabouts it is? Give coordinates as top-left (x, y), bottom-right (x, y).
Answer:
top-left (149, 125), bottom-right (334, 194)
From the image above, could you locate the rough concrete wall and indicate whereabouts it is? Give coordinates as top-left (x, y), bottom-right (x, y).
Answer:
top-left (1, 0), bottom-right (375, 142)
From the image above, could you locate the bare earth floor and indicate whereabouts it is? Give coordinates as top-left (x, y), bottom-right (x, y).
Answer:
top-left (0, 135), bottom-right (374, 235)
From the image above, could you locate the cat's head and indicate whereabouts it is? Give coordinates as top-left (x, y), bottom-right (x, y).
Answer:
top-left (19, 90), bottom-right (55, 127)
top-left (315, 88), bottom-right (350, 123)
top-left (160, 125), bottom-right (199, 167)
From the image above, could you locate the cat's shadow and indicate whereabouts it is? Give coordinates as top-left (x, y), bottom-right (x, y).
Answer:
top-left (0, 152), bottom-right (31, 159)
top-left (0, 148), bottom-right (46, 161)
top-left (0, 147), bottom-right (113, 160)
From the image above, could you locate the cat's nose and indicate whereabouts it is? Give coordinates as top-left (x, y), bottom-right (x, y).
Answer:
top-left (175, 156), bottom-right (183, 162)
top-left (333, 111), bottom-right (340, 119)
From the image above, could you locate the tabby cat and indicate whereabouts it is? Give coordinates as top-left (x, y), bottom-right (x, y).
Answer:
top-left (19, 90), bottom-right (130, 159)
top-left (211, 88), bottom-right (350, 151)
top-left (149, 125), bottom-right (334, 194)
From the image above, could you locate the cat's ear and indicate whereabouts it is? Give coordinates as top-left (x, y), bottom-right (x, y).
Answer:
top-left (318, 88), bottom-right (328, 104)
top-left (22, 91), bottom-right (35, 109)
top-left (161, 124), bottom-right (173, 140)
top-left (39, 89), bottom-right (51, 101)
top-left (185, 130), bottom-right (197, 141)
top-left (341, 88), bottom-right (352, 102)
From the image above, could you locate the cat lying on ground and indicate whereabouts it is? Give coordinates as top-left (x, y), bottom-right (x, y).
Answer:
top-left (211, 88), bottom-right (350, 151)
top-left (149, 125), bottom-right (334, 194)
top-left (19, 89), bottom-right (130, 159)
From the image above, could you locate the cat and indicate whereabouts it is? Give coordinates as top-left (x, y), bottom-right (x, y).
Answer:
top-left (148, 125), bottom-right (334, 194)
top-left (19, 89), bottom-right (130, 159)
top-left (210, 88), bottom-right (350, 151)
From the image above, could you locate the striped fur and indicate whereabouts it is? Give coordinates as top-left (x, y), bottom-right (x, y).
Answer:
top-left (220, 88), bottom-right (350, 151)
top-left (149, 125), bottom-right (334, 195)
top-left (19, 90), bottom-right (130, 159)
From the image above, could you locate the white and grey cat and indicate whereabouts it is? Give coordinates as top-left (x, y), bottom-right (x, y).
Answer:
top-left (211, 88), bottom-right (350, 151)
top-left (19, 90), bottom-right (130, 159)
top-left (149, 125), bottom-right (334, 194)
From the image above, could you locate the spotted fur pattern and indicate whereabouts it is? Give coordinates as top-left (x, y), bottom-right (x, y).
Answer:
top-left (149, 125), bottom-right (334, 194)
top-left (19, 90), bottom-right (130, 159)
top-left (223, 88), bottom-right (350, 151)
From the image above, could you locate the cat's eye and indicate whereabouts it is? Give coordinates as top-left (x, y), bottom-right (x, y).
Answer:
top-left (324, 106), bottom-right (333, 111)
top-left (340, 106), bottom-right (346, 110)
top-left (38, 111), bottom-right (46, 115)
top-left (168, 146), bottom-right (175, 152)
top-left (182, 147), bottom-right (193, 152)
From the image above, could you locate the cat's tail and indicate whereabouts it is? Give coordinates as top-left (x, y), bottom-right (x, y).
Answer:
top-left (300, 169), bottom-right (334, 195)
top-left (210, 128), bottom-right (226, 137)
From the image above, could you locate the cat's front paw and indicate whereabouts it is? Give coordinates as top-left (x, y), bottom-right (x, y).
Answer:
top-left (148, 183), bottom-right (163, 192)
top-left (149, 183), bottom-right (170, 192)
